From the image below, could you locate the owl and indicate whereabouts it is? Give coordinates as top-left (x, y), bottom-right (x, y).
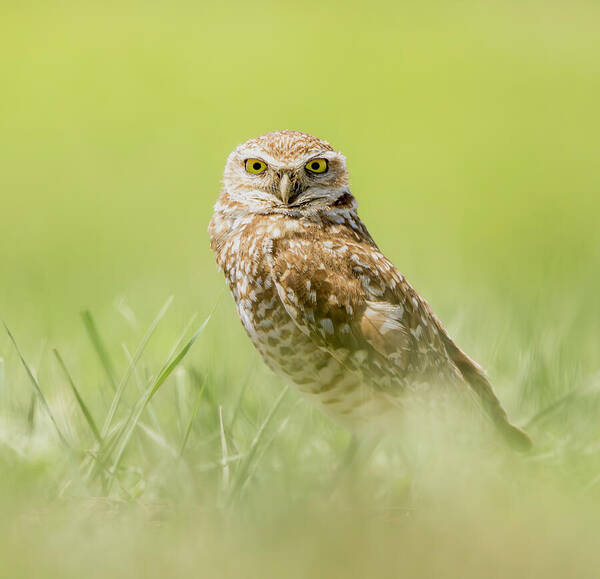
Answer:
top-left (209, 130), bottom-right (531, 450)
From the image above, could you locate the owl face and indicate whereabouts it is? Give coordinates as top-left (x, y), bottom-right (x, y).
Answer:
top-left (222, 130), bottom-right (349, 213)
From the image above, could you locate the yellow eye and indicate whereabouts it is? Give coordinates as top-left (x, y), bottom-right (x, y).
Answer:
top-left (245, 158), bottom-right (267, 174)
top-left (305, 158), bottom-right (328, 174)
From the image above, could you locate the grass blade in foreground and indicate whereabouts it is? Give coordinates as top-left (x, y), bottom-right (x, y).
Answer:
top-left (100, 296), bottom-right (174, 439)
top-left (179, 382), bottom-right (206, 457)
top-left (53, 348), bottom-right (102, 444)
top-left (241, 416), bottom-right (291, 497)
top-left (3, 321), bottom-right (70, 448)
top-left (228, 385), bottom-right (289, 504)
top-left (227, 364), bottom-right (255, 432)
top-left (106, 310), bottom-right (215, 491)
top-left (81, 310), bottom-right (118, 392)
top-left (218, 405), bottom-right (230, 490)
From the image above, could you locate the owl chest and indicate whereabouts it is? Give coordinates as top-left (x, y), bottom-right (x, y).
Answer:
top-left (221, 247), bottom-right (344, 396)
top-left (219, 240), bottom-right (312, 368)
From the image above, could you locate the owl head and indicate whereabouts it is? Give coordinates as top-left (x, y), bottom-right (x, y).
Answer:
top-left (222, 130), bottom-right (350, 213)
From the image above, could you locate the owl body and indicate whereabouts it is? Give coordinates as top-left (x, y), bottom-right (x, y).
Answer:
top-left (210, 193), bottom-right (456, 427)
top-left (209, 131), bottom-right (531, 448)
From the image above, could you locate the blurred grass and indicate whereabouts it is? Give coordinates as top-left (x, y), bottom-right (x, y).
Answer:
top-left (1, 0), bottom-right (600, 576)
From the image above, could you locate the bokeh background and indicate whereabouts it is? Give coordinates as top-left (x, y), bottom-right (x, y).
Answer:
top-left (1, 1), bottom-right (599, 577)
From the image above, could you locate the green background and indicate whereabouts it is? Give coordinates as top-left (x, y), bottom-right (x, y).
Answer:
top-left (1, 1), bottom-right (599, 576)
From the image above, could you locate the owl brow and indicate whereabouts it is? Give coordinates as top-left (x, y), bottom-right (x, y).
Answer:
top-left (242, 153), bottom-right (287, 168)
top-left (305, 152), bottom-right (336, 164)
top-left (242, 155), bottom-right (267, 164)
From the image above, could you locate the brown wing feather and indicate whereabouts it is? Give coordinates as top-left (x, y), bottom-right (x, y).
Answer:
top-left (270, 235), bottom-right (460, 386)
top-left (270, 231), bottom-right (532, 451)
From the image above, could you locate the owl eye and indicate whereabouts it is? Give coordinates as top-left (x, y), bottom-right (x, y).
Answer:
top-left (305, 158), bottom-right (328, 174)
top-left (245, 159), bottom-right (267, 174)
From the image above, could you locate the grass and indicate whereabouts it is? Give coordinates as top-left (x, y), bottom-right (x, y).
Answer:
top-left (0, 300), bottom-right (600, 577)
top-left (1, 0), bottom-right (600, 576)
top-left (2, 281), bottom-right (600, 577)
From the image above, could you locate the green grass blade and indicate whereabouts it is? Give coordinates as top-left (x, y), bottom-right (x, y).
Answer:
top-left (240, 416), bottom-right (290, 497)
top-left (227, 364), bottom-right (255, 432)
top-left (100, 296), bottom-right (174, 439)
top-left (147, 308), bottom-right (215, 403)
top-left (218, 405), bottom-right (230, 491)
top-left (137, 421), bottom-right (178, 458)
top-left (165, 313), bottom-right (198, 362)
top-left (2, 320), bottom-right (70, 448)
top-left (228, 386), bottom-right (289, 503)
top-left (53, 348), bottom-right (102, 444)
top-left (107, 311), bottom-right (214, 488)
top-left (85, 420), bottom-right (124, 483)
top-left (26, 392), bottom-right (36, 432)
top-left (123, 344), bottom-right (164, 437)
top-left (179, 383), bottom-right (206, 457)
top-left (81, 310), bottom-right (118, 391)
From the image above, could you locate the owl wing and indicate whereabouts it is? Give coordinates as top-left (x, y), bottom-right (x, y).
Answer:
top-left (269, 235), bottom-right (532, 450)
top-left (269, 236), bottom-right (456, 385)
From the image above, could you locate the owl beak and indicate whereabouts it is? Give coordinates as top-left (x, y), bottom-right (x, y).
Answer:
top-left (278, 172), bottom-right (292, 204)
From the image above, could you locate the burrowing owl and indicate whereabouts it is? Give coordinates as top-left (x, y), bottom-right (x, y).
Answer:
top-left (209, 130), bottom-right (531, 450)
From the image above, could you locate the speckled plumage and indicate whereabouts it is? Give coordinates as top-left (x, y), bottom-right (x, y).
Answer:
top-left (209, 130), bottom-right (531, 450)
